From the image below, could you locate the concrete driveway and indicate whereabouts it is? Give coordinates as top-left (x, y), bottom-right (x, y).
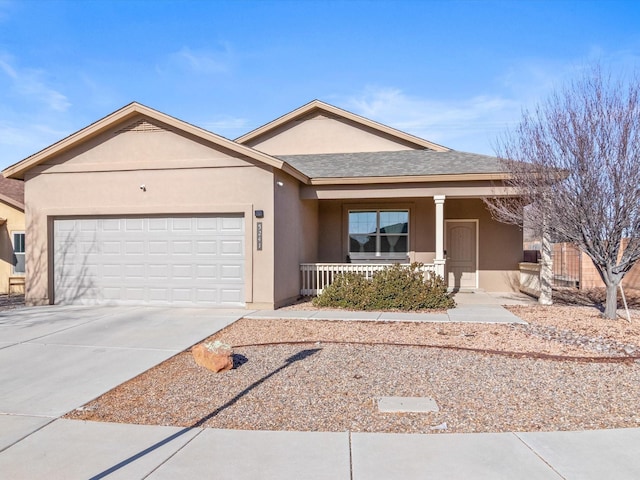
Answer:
top-left (0, 305), bottom-right (245, 450)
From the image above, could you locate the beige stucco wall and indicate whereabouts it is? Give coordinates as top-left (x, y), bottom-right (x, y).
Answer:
top-left (23, 117), bottom-right (279, 307)
top-left (244, 112), bottom-right (420, 155)
top-left (0, 201), bottom-right (25, 294)
top-left (445, 198), bottom-right (522, 291)
top-left (273, 172), bottom-right (318, 306)
top-left (316, 197), bottom-right (521, 292)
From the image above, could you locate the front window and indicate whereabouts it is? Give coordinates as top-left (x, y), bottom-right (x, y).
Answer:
top-left (348, 210), bottom-right (408, 260)
top-left (12, 232), bottom-right (25, 275)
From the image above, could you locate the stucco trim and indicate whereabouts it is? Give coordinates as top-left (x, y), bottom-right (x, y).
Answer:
top-left (3, 102), bottom-right (309, 183)
top-left (235, 100), bottom-right (450, 152)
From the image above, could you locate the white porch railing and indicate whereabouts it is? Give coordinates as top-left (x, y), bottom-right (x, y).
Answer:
top-left (300, 263), bottom-right (437, 296)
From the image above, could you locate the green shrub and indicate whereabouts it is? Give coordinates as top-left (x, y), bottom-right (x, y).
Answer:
top-left (312, 263), bottom-right (455, 311)
top-left (312, 272), bottom-right (370, 309)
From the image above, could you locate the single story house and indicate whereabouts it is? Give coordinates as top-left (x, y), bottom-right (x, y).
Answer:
top-left (0, 176), bottom-right (25, 294)
top-left (3, 100), bottom-right (522, 308)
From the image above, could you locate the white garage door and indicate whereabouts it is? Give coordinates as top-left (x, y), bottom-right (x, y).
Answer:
top-left (53, 215), bottom-right (245, 307)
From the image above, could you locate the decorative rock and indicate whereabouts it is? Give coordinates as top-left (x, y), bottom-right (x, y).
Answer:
top-left (192, 340), bottom-right (234, 373)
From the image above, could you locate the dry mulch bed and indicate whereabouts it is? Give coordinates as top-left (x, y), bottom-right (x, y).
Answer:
top-left (66, 290), bottom-right (640, 434)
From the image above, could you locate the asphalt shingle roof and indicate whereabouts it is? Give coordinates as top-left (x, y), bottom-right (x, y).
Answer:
top-left (0, 175), bottom-right (24, 208)
top-left (278, 150), bottom-right (506, 179)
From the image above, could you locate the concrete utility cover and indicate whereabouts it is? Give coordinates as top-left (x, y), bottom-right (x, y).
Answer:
top-left (377, 397), bottom-right (439, 413)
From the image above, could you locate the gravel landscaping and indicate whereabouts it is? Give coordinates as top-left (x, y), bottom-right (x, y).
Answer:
top-left (66, 294), bottom-right (640, 434)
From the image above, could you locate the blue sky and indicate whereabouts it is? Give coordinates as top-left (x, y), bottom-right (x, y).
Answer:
top-left (1, 0), bottom-right (639, 169)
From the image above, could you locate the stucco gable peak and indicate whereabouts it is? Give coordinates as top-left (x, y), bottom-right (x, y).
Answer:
top-left (3, 102), bottom-right (309, 183)
top-left (235, 99), bottom-right (451, 152)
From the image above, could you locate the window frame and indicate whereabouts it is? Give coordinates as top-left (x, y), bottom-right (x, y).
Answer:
top-left (347, 209), bottom-right (409, 261)
top-left (12, 231), bottom-right (25, 275)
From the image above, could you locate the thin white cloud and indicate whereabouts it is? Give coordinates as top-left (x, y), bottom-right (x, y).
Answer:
top-left (166, 45), bottom-right (233, 75)
top-left (339, 57), bottom-right (610, 154)
top-left (0, 53), bottom-right (71, 112)
top-left (0, 119), bottom-right (72, 167)
top-left (342, 86), bottom-right (522, 154)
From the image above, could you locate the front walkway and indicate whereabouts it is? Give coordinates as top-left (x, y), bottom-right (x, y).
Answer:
top-left (246, 291), bottom-right (536, 324)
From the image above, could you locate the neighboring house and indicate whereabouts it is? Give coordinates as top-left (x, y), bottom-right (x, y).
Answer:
top-left (3, 100), bottom-right (522, 308)
top-left (0, 175), bottom-right (25, 294)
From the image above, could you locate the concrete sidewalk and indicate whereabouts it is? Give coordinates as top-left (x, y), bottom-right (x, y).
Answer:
top-left (1, 418), bottom-right (639, 479)
top-left (1, 300), bottom-right (639, 479)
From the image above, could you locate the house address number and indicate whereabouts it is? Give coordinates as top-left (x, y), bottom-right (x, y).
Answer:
top-left (257, 222), bottom-right (263, 251)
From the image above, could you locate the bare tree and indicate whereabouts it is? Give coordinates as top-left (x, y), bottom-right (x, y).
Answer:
top-left (485, 65), bottom-right (640, 319)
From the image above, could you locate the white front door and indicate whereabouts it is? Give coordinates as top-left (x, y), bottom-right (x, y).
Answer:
top-left (446, 220), bottom-right (477, 290)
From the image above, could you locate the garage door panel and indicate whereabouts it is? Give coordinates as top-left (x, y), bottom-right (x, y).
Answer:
top-left (102, 241), bottom-right (121, 255)
top-left (148, 264), bottom-right (169, 279)
top-left (171, 288), bottom-right (192, 301)
top-left (149, 288), bottom-right (169, 302)
top-left (102, 219), bottom-right (122, 231)
top-left (125, 264), bottom-right (145, 278)
top-left (124, 287), bottom-right (145, 301)
top-left (149, 241), bottom-right (168, 255)
top-left (220, 240), bottom-right (243, 255)
top-left (80, 220), bottom-right (98, 232)
top-left (196, 265), bottom-right (217, 280)
top-left (172, 218), bottom-right (192, 231)
top-left (196, 240), bottom-right (217, 254)
top-left (172, 241), bottom-right (192, 254)
top-left (220, 288), bottom-right (243, 303)
top-left (56, 219), bottom-right (76, 232)
top-left (196, 218), bottom-right (218, 231)
top-left (149, 218), bottom-right (169, 231)
top-left (103, 287), bottom-right (122, 300)
top-left (221, 217), bottom-right (243, 232)
top-left (196, 288), bottom-right (217, 302)
top-left (172, 264), bottom-right (193, 278)
top-left (103, 264), bottom-right (123, 278)
top-left (125, 241), bottom-right (144, 255)
top-left (54, 215), bottom-right (245, 307)
top-left (221, 264), bottom-right (242, 280)
top-left (125, 219), bottom-right (144, 231)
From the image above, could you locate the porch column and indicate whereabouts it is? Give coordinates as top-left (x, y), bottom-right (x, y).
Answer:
top-left (434, 195), bottom-right (446, 278)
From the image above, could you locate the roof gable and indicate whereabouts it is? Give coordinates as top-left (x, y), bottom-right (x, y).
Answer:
top-left (3, 102), bottom-right (308, 182)
top-left (236, 100), bottom-right (450, 155)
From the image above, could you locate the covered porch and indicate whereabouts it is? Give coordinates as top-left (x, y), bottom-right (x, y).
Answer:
top-left (296, 192), bottom-right (520, 296)
top-left (299, 194), bottom-right (446, 295)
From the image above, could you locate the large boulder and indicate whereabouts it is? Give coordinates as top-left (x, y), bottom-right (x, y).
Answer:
top-left (192, 340), bottom-right (233, 373)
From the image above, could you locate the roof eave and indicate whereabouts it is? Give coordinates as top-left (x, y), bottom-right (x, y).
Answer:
top-left (308, 173), bottom-right (511, 185)
top-left (0, 192), bottom-right (24, 211)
